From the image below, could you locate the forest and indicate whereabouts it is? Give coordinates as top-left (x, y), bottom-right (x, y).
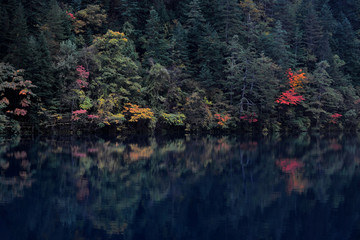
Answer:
top-left (0, 0), bottom-right (360, 134)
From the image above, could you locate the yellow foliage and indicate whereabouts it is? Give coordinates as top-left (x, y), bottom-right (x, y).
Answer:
top-left (122, 103), bottom-right (154, 122)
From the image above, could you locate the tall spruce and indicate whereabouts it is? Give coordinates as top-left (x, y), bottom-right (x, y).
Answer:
top-left (6, 3), bottom-right (28, 68)
top-left (142, 7), bottom-right (170, 66)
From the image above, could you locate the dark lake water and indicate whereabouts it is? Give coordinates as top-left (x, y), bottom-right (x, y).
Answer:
top-left (1, 133), bottom-right (360, 240)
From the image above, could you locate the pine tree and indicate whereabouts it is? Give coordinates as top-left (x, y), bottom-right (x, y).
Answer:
top-left (334, 16), bottom-right (360, 82)
top-left (198, 24), bottom-right (224, 88)
top-left (44, 0), bottom-right (67, 54)
top-left (224, 35), bottom-right (257, 114)
top-left (262, 21), bottom-right (294, 68)
top-left (0, 5), bottom-right (10, 60)
top-left (185, 0), bottom-right (206, 78)
top-left (108, 0), bottom-right (139, 28)
top-left (214, 0), bottom-right (243, 42)
top-left (302, 1), bottom-right (324, 68)
top-left (171, 21), bottom-right (189, 66)
top-left (142, 7), bottom-right (171, 66)
top-left (24, 0), bottom-right (47, 34)
top-left (305, 61), bottom-right (342, 128)
top-left (6, 3), bottom-right (29, 68)
top-left (24, 34), bottom-right (56, 108)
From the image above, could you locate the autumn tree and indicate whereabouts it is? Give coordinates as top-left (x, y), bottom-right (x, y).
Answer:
top-left (0, 63), bottom-right (36, 133)
top-left (91, 30), bottom-right (142, 112)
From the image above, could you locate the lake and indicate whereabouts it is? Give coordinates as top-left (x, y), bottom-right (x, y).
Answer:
top-left (1, 133), bottom-right (360, 240)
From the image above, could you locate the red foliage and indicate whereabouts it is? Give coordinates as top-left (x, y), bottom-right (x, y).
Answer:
top-left (20, 99), bottom-right (30, 107)
top-left (88, 114), bottom-right (99, 119)
top-left (76, 65), bottom-right (89, 89)
top-left (76, 65), bottom-right (89, 79)
top-left (13, 108), bottom-right (27, 116)
top-left (240, 113), bottom-right (258, 123)
top-left (276, 158), bottom-right (304, 173)
top-left (66, 11), bottom-right (76, 20)
top-left (72, 109), bottom-right (87, 121)
top-left (275, 89), bottom-right (305, 105)
top-left (330, 113), bottom-right (342, 124)
top-left (276, 69), bottom-right (306, 105)
top-left (76, 79), bottom-right (89, 88)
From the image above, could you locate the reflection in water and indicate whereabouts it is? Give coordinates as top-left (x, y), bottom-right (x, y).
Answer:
top-left (1, 134), bottom-right (360, 239)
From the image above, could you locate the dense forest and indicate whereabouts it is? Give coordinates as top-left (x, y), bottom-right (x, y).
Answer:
top-left (0, 0), bottom-right (360, 134)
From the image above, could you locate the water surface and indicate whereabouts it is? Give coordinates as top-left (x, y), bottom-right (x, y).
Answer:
top-left (1, 134), bottom-right (360, 240)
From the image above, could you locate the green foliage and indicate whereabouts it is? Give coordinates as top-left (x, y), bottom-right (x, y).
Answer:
top-left (160, 112), bottom-right (186, 126)
top-left (92, 30), bottom-right (142, 106)
top-left (146, 63), bottom-right (170, 109)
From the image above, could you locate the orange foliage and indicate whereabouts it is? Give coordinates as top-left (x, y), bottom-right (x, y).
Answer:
top-left (19, 89), bottom-right (28, 95)
top-left (287, 69), bottom-right (307, 90)
top-left (287, 173), bottom-right (309, 194)
top-left (126, 144), bottom-right (154, 162)
top-left (214, 113), bottom-right (231, 126)
top-left (122, 103), bottom-right (154, 122)
top-left (276, 69), bottom-right (307, 105)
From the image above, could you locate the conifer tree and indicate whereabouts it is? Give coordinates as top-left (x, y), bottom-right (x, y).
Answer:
top-left (6, 3), bottom-right (28, 68)
top-left (214, 0), bottom-right (243, 42)
top-left (24, 34), bottom-right (56, 108)
top-left (171, 21), bottom-right (189, 66)
top-left (263, 21), bottom-right (294, 68)
top-left (44, 0), bottom-right (67, 54)
top-left (185, 0), bottom-right (206, 78)
top-left (142, 7), bottom-right (170, 66)
top-left (334, 16), bottom-right (360, 82)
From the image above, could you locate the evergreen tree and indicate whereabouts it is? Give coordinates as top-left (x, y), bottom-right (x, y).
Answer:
top-left (0, 5), bottom-right (10, 60)
top-left (302, 1), bottom-right (324, 68)
top-left (24, 34), bottom-right (56, 108)
top-left (198, 24), bottom-right (224, 88)
top-left (305, 61), bottom-right (342, 128)
top-left (185, 0), bottom-right (206, 78)
top-left (108, 0), bottom-right (139, 28)
top-left (44, 0), bottom-right (67, 54)
top-left (6, 3), bottom-right (28, 68)
top-left (171, 21), bottom-right (189, 67)
top-left (263, 21), bottom-right (294, 68)
top-left (214, 0), bottom-right (243, 42)
top-left (24, 0), bottom-right (47, 34)
top-left (142, 7), bottom-right (171, 66)
top-left (224, 35), bottom-right (257, 114)
top-left (334, 16), bottom-right (360, 82)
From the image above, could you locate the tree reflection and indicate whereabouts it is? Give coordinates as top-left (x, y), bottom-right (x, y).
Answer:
top-left (1, 134), bottom-right (360, 239)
